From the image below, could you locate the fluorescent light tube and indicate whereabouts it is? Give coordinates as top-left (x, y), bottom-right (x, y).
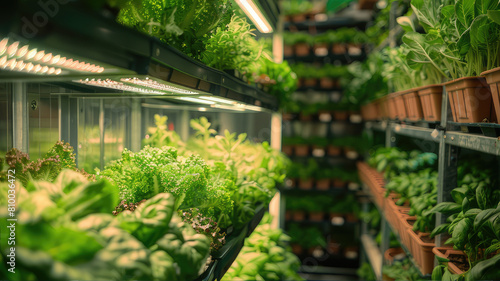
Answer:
top-left (235, 0), bottom-right (273, 33)
top-left (199, 96), bottom-right (237, 104)
top-left (176, 97), bottom-right (216, 105)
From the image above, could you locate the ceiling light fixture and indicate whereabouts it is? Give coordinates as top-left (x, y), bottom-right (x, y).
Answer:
top-left (176, 97), bottom-right (216, 105)
top-left (235, 0), bottom-right (273, 33)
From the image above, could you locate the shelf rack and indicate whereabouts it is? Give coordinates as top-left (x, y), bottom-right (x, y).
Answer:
top-left (360, 85), bottom-right (500, 277)
top-left (0, 2), bottom-right (278, 111)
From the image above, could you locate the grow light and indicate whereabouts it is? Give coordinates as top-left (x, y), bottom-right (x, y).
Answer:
top-left (235, 0), bottom-right (273, 33)
top-left (211, 104), bottom-right (246, 112)
top-left (199, 96), bottom-right (237, 105)
top-left (176, 97), bottom-right (216, 105)
top-left (75, 78), bottom-right (165, 95)
top-left (120, 77), bottom-right (198, 95)
top-left (0, 37), bottom-right (104, 75)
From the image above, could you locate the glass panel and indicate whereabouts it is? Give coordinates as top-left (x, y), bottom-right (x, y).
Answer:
top-left (103, 99), bottom-right (131, 165)
top-left (78, 98), bottom-right (101, 173)
top-left (27, 83), bottom-right (59, 159)
top-left (141, 107), bottom-right (180, 146)
top-left (0, 83), bottom-right (12, 155)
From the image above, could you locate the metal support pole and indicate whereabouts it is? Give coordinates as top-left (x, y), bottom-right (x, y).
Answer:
top-left (130, 98), bottom-right (142, 151)
top-left (179, 110), bottom-right (190, 142)
top-left (99, 98), bottom-right (104, 170)
top-left (380, 218), bottom-right (391, 269)
top-left (269, 112), bottom-right (283, 229)
top-left (59, 95), bottom-right (70, 143)
top-left (12, 82), bottom-right (28, 152)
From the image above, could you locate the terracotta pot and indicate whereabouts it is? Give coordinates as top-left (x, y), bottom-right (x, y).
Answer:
top-left (284, 44), bottom-right (294, 57)
top-left (400, 218), bottom-right (416, 251)
top-left (332, 44), bottom-right (346, 55)
top-left (386, 94), bottom-right (398, 120)
top-left (384, 247), bottom-right (406, 264)
top-left (295, 43), bottom-right (311, 57)
top-left (403, 88), bottom-right (424, 121)
top-left (361, 102), bottom-right (379, 121)
top-left (407, 229), bottom-right (435, 275)
top-left (357, 162), bottom-right (386, 208)
top-left (291, 243), bottom-right (303, 255)
top-left (285, 210), bottom-right (293, 220)
top-left (282, 145), bottom-right (293, 156)
top-left (319, 77), bottom-right (337, 89)
top-left (294, 144), bottom-right (309, 156)
top-left (291, 14), bottom-right (307, 23)
top-left (332, 179), bottom-right (346, 188)
top-left (292, 210), bottom-right (306, 221)
top-left (303, 78), bottom-right (317, 87)
top-left (417, 84), bottom-right (443, 122)
top-left (327, 145), bottom-right (342, 156)
top-left (444, 77), bottom-right (493, 123)
top-left (378, 96), bottom-right (390, 119)
top-left (316, 179), bottom-right (330, 190)
top-left (298, 178), bottom-right (313, 190)
top-left (333, 111), bottom-right (349, 121)
top-left (297, 78), bottom-right (304, 88)
top-left (358, 0), bottom-right (379, 9)
top-left (309, 211), bottom-right (324, 221)
top-left (481, 67), bottom-right (500, 123)
top-left (345, 213), bottom-right (358, 222)
top-left (432, 247), bottom-right (469, 275)
top-left (392, 90), bottom-right (409, 120)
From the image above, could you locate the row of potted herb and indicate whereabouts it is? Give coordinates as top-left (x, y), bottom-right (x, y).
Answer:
top-left (283, 28), bottom-right (369, 57)
top-left (363, 0), bottom-right (500, 124)
top-left (282, 136), bottom-right (366, 157)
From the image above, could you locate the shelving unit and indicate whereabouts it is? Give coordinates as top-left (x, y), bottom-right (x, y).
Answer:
top-left (282, 15), bottom-right (366, 275)
top-left (360, 80), bottom-right (500, 277)
top-left (0, 3), bottom-right (281, 281)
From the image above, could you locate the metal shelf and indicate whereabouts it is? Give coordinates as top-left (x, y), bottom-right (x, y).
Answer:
top-left (284, 52), bottom-right (367, 64)
top-left (1, 2), bottom-right (278, 111)
top-left (444, 131), bottom-right (500, 156)
top-left (391, 123), bottom-right (439, 143)
top-left (361, 234), bottom-right (382, 280)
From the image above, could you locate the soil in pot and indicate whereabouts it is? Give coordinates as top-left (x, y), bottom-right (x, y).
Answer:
top-left (448, 254), bottom-right (470, 273)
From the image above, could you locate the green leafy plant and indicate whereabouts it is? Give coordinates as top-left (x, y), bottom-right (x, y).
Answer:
top-left (222, 213), bottom-right (303, 281)
top-left (202, 15), bottom-right (262, 73)
top-left (117, 0), bottom-right (233, 60)
top-left (0, 141), bottom-right (94, 186)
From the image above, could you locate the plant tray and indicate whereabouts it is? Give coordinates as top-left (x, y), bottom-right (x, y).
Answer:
top-left (357, 162), bottom-right (385, 209)
top-left (417, 84), bottom-right (443, 122)
top-left (445, 77), bottom-right (493, 123)
top-left (432, 246), bottom-right (469, 275)
top-left (406, 229), bottom-right (435, 275)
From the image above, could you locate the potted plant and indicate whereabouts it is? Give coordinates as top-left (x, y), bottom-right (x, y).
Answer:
top-left (298, 159), bottom-right (317, 190)
top-left (313, 32), bottom-right (330, 56)
top-left (314, 168), bottom-right (331, 191)
top-left (404, 0), bottom-right (500, 123)
top-left (292, 32), bottom-right (313, 57)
